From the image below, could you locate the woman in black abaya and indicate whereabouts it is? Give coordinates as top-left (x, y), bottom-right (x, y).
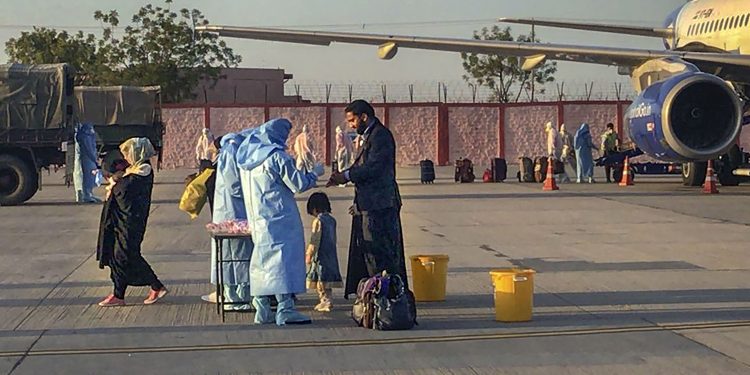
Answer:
top-left (96, 137), bottom-right (168, 306)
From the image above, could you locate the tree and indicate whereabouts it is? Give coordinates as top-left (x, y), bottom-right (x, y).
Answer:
top-left (94, 0), bottom-right (241, 102)
top-left (461, 26), bottom-right (557, 103)
top-left (5, 28), bottom-right (110, 85)
top-left (5, 0), bottom-right (241, 103)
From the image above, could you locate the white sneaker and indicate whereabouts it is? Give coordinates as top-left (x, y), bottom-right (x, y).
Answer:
top-left (201, 292), bottom-right (217, 304)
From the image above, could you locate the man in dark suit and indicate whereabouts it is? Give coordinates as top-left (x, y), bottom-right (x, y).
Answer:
top-left (328, 100), bottom-right (408, 298)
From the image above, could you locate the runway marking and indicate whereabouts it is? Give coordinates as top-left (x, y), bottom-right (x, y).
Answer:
top-left (0, 320), bottom-right (748, 358)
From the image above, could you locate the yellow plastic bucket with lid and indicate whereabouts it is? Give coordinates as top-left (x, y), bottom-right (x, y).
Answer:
top-left (490, 268), bottom-right (535, 322)
top-left (409, 255), bottom-right (450, 302)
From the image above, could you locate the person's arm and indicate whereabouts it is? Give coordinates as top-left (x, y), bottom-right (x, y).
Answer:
top-left (347, 130), bottom-right (394, 184)
top-left (271, 152), bottom-right (318, 194)
top-left (306, 217), bottom-right (322, 265)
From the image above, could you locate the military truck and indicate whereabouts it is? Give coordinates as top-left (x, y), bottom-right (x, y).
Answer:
top-left (0, 63), bottom-right (75, 206)
top-left (73, 85), bottom-right (164, 174)
top-left (0, 63), bottom-right (164, 206)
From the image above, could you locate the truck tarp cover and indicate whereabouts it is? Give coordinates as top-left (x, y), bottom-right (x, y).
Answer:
top-left (0, 64), bottom-right (67, 130)
top-left (75, 86), bottom-right (159, 126)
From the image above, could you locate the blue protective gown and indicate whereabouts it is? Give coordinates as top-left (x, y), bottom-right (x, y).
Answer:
top-left (574, 123), bottom-right (596, 182)
top-left (236, 119), bottom-right (319, 298)
top-left (210, 132), bottom-right (254, 305)
top-left (74, 123), bottom-right (99, 202)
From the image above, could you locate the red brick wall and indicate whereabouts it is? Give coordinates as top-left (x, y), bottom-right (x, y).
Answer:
top-left (160, 102), bottom-right (636, 169)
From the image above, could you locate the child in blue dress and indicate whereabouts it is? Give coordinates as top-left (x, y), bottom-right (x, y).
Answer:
top-left (305, 192), bottom-right (343, 312)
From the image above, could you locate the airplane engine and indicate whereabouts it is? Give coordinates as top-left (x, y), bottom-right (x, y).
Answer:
top-left (627, 72), bottom-right (742, 162)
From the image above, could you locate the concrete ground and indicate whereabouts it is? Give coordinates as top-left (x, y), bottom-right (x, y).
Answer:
top-left (1, 166), bottom-right (750, 374)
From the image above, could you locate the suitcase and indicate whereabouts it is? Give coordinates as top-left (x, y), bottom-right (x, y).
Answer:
top-left (490, 158), bottom-right (507, 182)
top-left (420, 159), bottom-right (435, 184)
top-left (518, 157), bottom-right (535, 182)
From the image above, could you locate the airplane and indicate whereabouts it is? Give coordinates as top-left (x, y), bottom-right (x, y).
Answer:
top-left (197, 0), bottom-right (750, 187)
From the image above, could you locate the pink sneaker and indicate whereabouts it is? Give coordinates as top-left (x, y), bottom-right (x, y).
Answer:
top-left (98, 294), bottom-right (125, 307)
top-left (144, 287), bottom-right (169, 305)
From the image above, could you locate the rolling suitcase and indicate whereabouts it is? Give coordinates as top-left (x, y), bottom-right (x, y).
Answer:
top-left (490, 158), bottom-right (507, 182)
top-left (420, 159), bottom-right (435, 184)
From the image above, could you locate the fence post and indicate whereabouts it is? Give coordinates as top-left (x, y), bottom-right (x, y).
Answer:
top-left (498, 105), bottom-right (505, 159)
top-left (437, 103), bottom-right (450, 165)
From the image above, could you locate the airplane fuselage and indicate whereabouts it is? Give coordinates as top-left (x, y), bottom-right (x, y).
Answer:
top-left (673, 0), bottom-right (750, 54)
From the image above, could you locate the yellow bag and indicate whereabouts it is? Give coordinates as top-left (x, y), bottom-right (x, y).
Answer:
top-left (178, 168), bottom-right (213, 219)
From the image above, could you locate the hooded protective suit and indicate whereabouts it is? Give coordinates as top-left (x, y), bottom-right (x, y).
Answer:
top-left (560, 123), bottom-right (577, 175)
top-left (545, 121), bottom-right (562, 161)
top-left (335, 126), bottom-right (354, 172)
top-left (74, 123), bottom-right (100, 203)
top-left (195, 128), bottom-right (216, 164)
top-left (293, 125), bottom-right (316, 173)
top-left (236, 119), bottom-right (321, 325)
top-left (236, 119), bottom-right (320, 294)
top-left (574, 123), bottom-right (596, 183)
top-left (211, 132), bottom-right (253, 307)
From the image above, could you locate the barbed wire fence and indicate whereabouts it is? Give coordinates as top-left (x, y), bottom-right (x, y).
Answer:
top-left (284, 79), bottom-right (637, 103)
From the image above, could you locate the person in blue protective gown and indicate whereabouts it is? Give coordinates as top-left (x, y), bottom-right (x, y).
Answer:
top-left (236, 119), bottom-right (325, 325)
top-left (574, 123), bottom-right (597, 184)
top-left (202, 132), bottom-right (254, 311)
top-left (74, 123), bottom-right (101, 203)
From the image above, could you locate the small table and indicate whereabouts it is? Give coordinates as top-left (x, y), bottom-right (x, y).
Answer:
top-left (209, 231), bottom-right (252, 322)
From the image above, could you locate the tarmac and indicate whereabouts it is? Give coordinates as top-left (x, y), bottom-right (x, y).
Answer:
top-left (1, 166), bottom-right (750, 374)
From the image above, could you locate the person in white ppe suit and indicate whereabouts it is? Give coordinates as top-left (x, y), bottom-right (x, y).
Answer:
top-left (195, 128), bottom-right (217, 172)
top-left (544, 121), bottom-right (569, 183)
top-left (334, 126), bottom-right (354, 172)
top-left (559, 123), bottom-right (577, 179)
top-left (236, 119), bottom-right (324, 325)
top-left (292, 125), bottom-right (316, 173)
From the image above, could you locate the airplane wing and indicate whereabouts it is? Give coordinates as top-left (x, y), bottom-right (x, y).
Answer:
top-left (496, 18), bottom-right (672, 38)
top-left (196, 25), bottom-right (750, 80)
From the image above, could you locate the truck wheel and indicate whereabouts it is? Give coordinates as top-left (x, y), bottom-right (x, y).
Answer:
top-left (0, 154), bottom-right (38, 206)
top-left (682, 161), bottom-right (707, 187)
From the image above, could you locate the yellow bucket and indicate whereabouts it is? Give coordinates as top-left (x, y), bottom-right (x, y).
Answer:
top-left (410, 255), bottom-right (450, 302)
top-left (490, 268), bottom-right (535, 322)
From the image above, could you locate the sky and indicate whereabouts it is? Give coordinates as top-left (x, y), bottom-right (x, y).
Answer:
top-left (0, 0), bottom-right (688, 100)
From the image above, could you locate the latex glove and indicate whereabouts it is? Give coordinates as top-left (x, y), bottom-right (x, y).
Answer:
top-left (312, 162), bottom-right (325, 177)
top-left (93, 169), bottom-right (105, 187)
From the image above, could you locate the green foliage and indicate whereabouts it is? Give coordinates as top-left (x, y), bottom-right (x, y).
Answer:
top-left (461, 25), bottom-right (557, 102)
top-left (5, 0), bottom-right (241, 103)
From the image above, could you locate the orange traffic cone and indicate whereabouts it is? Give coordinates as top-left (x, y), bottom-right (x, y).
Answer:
top-left (543, 159), bottom-right (559, 191)
top-left (619, 157), bottom-right (634, 186)
top-left (702, 160), bottom-right (719, 194)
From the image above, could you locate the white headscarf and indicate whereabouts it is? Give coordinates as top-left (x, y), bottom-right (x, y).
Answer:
top-left (120, 137), bottom-right (155, 177)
